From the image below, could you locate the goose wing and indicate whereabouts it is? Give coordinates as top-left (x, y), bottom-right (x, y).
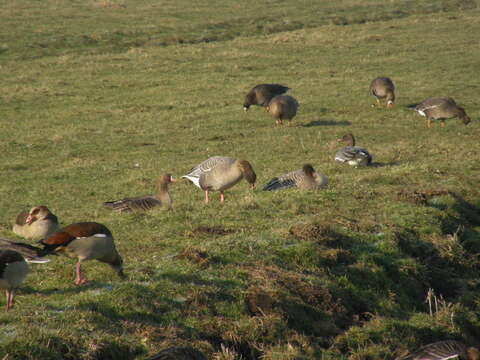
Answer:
top-left (396, 341), bottom-right (467, 360)
top-left (0, 238), bottom-right (50, 263)
top-left (263, 169), bottom-right (303, 191)
top-left (104, 195), bottom-right (161, 212)
top-left (182, 156), bottom-right (234, 188)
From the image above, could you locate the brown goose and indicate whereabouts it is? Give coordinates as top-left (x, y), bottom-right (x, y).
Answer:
top-left (182, 156), bottom-right (256, 203)
top-left (413, 97), bottom-right (471, 128)
top-left (150, 346), bottom-right (207, 360)
top-left (0, 250), bottom-right (30, 310)
top-left (104, 174), bottom-right (176, 212)
top-left (263, 164), bottom-right (328, 191)
top-left (267, 95), bottom-right (299, 127)
top-left (0, 238), bottom-right (50, 263)
top-left (13, 205), bottom-right (59, 241)
top-left (395, 340), bottom-right (479, 360)
top-left (335, 133), bottom-right (372, 167)
top-left (243, 84), bottom-right (290, 111)
top-left (40, 222), bottom-right (125, 285)
top-left (370, 77), bottom-right (395, 109)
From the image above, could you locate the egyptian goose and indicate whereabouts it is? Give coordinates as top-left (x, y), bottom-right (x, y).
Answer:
top-left (413, 97), bottom-right (471, 128)
top-left (263, 164), bottom-right (328, 191)
top-left (370, 77), bottom-right (395, 108)
top-left (40, 222), bottom-right (125, 285)
top-left (395, 340), bottom-right (479, 360)
top-left (243, 84), bottom-right (290, 111)
top-left (335, 133), bottom-right (372, 167)
top-left (150, 347), bottom-right (207, 360)
top-left (13, 205), bottom-right (59, 241)
top-left (182, 156), bottom-right (256, 204)
top-left (104, 174), bottom-right (176, 212)
top-left (267, 95), bottom-right (299, 127)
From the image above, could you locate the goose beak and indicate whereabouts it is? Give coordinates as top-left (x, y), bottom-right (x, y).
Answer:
top-left (26, 215), bottom-right (35, 225)
top-left (170, 177), bottom-right (177, 183)
top-left (243, 106), bottom-right (249, 112)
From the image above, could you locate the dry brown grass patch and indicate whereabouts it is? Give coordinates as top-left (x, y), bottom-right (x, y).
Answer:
top-left (176, 246), bottom-right (210, 268)
top-left (396, 188), bottom-right (450, 205)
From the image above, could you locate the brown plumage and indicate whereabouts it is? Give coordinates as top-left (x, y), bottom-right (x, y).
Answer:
top-left (0, 238), bottom-right (50, 263)
top-left (267, 95), bottom-right (299, 127)
top-left (149, 346), bottom-right (207, 360)
top-left (0, 250), bottom-right (29, 310)
top-left (243, 84), bottom-right (290, 111)
top-left (370, 77), bottom-right (395, 108)
top-left (413, 97), bottom-right (471, 128)
top-left (263, 164), bottom-right (328, 191)
top-left (13, 205), bottom-right (59, 241)
top-left (41, 222), bottom-right (125, 285)
top-left (104, 174), bottom-right (176, 212)
top-left (395, 340), bottom-right (480, 360)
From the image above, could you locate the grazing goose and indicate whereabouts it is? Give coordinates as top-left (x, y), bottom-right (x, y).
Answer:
top-left (13, 205), bottom-right (59, 241)
top-left (335, 133), bottom-right (372, 167)
top-left (370, 77), bottom-right (395, 109)
top-left (267, 95), bottom-right (299, 127)
top-left (182, 156), bottom-right (256, 203)
top-left (395, 340), bottom-right (480, 360)
top-left (263, 164), bottom-right (328, 191)
top-left (40, 222), bottom-right (125, 285)
top-left (413, 97), bottom-right (471, 128)
top-left (104, 174), bottom-right (176, 212)
top-left (243, 84), bottom-right (290, 111)
top-left (150, 346), bottom-right (207, 360)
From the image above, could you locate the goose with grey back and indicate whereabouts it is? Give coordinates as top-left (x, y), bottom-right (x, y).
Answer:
top-left (335, 133), bottom-right (372, 167)
top-left (413, 97), bottom-right (471, 128)
top-left (395, 340), bottom-right (480, 360)
top-left (263, 164), bottom-right (328, 191)
top-left (40, 222), bottom-right (125, 285)
top-left (267, 95), bottom-right (299, 127)
top-left (104, 174), bottom-right (176, 212)
top-left (370, 77), bottom-right (395, 109)
top-left (13, 206), bottom-right (59, 241)
top-left (243, 84), bottom-right (290, 111)
top-left (182, 156), bottom-right (256, 203)
top-left (149, 346), bottom-right (207, 360)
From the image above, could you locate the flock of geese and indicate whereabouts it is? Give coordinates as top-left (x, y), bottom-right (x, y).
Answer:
top-left (0, 79), bottom-right (475, 359)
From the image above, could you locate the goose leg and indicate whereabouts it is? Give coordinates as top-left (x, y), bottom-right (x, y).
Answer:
top-left (6, 289), bottom-right (14, 310)
top-left (75, 261), bottom-right (87, 285)
top-left (440, 120), bottom-right (446, 128)
top-left (220, 191), bottom-right (225, 204)
top-left (275, 119), bottom-right (281, 127)
top-left (204, 190), bottom-right (209, 204)
top-left (374, 98), bottom-right (381, 107)
top-left (427, 118), bottom-right (432, 128)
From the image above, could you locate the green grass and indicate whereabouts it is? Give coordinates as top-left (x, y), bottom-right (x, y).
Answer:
top-left (1, 0), bottom-right (479, 359)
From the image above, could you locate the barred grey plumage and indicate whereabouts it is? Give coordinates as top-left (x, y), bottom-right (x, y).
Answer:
top-left (263, 164), bottom-right (328, 191)
top-left (335, 133), bottom-right (372, 167)
top-left (395, 340), bottom-right (480, 360)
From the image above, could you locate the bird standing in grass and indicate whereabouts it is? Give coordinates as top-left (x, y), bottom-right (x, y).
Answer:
top-left (40, 222), bottom-right (125, 285)
top-left (370, 77), bottom-right (395, 109)
top-left (335, 133), bottom-right (372, 167)
top-left (104, 174), bottom-right (176, 212)
top-left (267, 95), bottom-right (299, 127)
top-left (395, 340), bottom-right (480, 360)
top-left (13, 205), bottom-right (59, 241)
top-left (263, 164), bottom-right (328, 191)
top-left (413, 97), bottom-right (471, 128)
top-left (182, 156), bottom-right (256, 204)
top-left (243, 83), bottom-right (290, 111)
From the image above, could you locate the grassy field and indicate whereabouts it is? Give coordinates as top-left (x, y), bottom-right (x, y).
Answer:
top-left (1, 0), bottom-right (479, 359)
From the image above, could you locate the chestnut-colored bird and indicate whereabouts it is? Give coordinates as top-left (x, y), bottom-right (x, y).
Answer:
top-left (40, 222), bottom-right (125, 285)
top-left (243, 84), bottom-right (290, 111)
top-left (13, 205), bottom-right (59, 241)
top-left (413, 97), bottom-right (471, 128)
top-left (370, 77), bottom-right (395, 109)
top-left (104, 174), bottom-right (176, 212)
top-left (267, 95), bottom-right (299, 127)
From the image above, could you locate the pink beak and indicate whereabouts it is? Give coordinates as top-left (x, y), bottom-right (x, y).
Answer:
top-left (26, 215), bottom-right (35, 225)
top-left (170, 177), bottom-right (177, 183)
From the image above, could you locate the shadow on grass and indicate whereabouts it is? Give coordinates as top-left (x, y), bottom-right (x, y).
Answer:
top-left (303, 119), bottom-right (351, 127)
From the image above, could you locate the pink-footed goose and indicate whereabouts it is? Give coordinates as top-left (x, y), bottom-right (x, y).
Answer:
top-left (267, 95), bottom-right (299, 127)
top-left (243, 84), bottom-right (290, 111)
top-left (335, 133), bottom-right (372, 167)
top-left (395, 340), bottom-right (479, 360)
top-left (263, 164), bottom-right (328, 191)
top-left (413, 97), bottom-right (471, 128)
top-left (182, 156), bottom-right (256, 203)
top-left (370, 77), bottom-right (395, 109)
top-left (104, 174), bottom-right (176, 212)
top-left (13, 205), bottom-right (59, 241)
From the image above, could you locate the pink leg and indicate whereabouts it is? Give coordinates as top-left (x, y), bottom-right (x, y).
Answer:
top-left (6, 289), bottom-right (14, 310)
top-left (204, 190), bottom-right (209, 204)
top-left (220, 191), bottom-right (225, 204)
top-left (5, 290), bottom-right (9, 311)
top-left (75, 261), bottom-right (87, 285)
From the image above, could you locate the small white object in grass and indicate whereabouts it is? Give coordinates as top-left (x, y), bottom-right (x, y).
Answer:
top-left (134, 163), bottom-right (140, 168)
top-left (93, 233), bottom-right (108, 237)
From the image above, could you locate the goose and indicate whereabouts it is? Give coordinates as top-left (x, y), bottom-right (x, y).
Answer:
top-left (395, 340), bottom-right (479, 360)
top-left (13, 205), bottom-right (59, 241)
top-left (182, 156), bottom-right (256, 203)
top-left (263, 164), bottom-right (328, 191)
top-left (0, 248), bottom-right (48, 310)
top-left (104, 174), bottom-right (176, 212)
top-left (40, 222), bottom-right (125, 285)
top-left (243, 84), bottom-right (290, 111)
top-left (335, 133), bottom-right (372, 167)
top-left (370, 77), bottom-right (395, 108)
top-left (0, 238), bottom-right (51, 263)
top-left (413, 97), bottom-right (471, 128)
top-left (267, 95), bottom-right (299, 127)
top-left (150, 347), bottom-right (207, 360)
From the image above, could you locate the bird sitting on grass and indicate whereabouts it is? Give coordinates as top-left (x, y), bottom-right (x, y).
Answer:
top-left (335, 133), bottom-right (372, 167)
top-left (13, 205), bottom-right (59, 241)
top-left (263, 164), bottom-right (328, 191)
